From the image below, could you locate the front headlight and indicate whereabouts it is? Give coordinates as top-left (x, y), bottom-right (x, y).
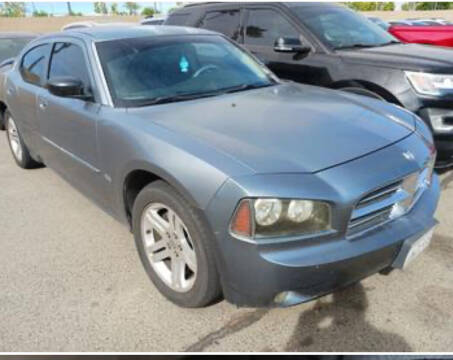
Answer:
top-left (406, 71), bottom-right (453, 96)
top-left (230, 198), bottom-right (331, 239)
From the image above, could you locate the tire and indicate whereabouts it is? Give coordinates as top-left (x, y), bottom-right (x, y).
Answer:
top-left (132, 180), bottom-right (222, 307)
top-left (0, 111), bottom-right (5, 131)
top-left (5, 111), bottom-right (41, 169)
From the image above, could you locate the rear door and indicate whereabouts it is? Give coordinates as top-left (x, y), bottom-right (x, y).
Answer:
top-left (197, 6), bottom-right (243, 43)
top-left (7, 43), bottom-right (51, 152)
top-left (243, 6), bottom-right (301, 65)
top-left (37, 39), bottom-right (105, 204)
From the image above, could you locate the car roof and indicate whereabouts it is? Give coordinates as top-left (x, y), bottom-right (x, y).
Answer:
top-left (62, 21), bottom-right (134, 30)
top-left (182, 1), bottom-right (338, 8)
top-left (141, 18), bottom-right (166, 24)
top-left (42, 25), bottom-right (217, 42)
top-left (0, 32), bottom-right (36, 39)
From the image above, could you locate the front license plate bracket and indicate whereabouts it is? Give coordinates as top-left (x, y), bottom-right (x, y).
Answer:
top-left (392, 226), bottom-right (436, 269)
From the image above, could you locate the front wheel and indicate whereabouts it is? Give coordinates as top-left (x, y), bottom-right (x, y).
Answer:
top-left (132, 181), bottom-right (222, 307)
top-left (5, 111), bottom-right (41, 169)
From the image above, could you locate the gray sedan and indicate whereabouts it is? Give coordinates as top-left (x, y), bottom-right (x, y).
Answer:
top-left (3, 26), bottom-right (439, 307)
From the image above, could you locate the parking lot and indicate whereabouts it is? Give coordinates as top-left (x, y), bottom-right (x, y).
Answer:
top-left (0, 133), bottom-right (452, 352)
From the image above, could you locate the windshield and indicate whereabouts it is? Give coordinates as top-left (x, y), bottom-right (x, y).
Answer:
top-left (292, 5), bottom-right (397, 49)
top-left (96, 35), bottom-right (275, 107)
top-left (0, 37), bottom-right (34, 63)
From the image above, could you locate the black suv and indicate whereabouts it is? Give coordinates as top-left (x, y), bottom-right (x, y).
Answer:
top-left (166, 2), bottom-right (453, 166)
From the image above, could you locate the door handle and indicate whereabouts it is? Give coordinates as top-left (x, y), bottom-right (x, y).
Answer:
top-left (6, 88), bottom-right (14, 96)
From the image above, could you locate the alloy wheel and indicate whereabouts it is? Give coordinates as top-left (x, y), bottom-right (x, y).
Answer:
top-left (7, 116), bottom-right (23, 162)
top-left (140, 203), bottom-right (197, 292)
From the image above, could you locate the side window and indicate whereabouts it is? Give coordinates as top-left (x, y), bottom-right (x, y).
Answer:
top-left (199, 10), bottom-right (241, 40)
top-left (20, 44), bottom-right (50, 86)
top-left (165, 13), bottom-right (190, 25)
top-left (48, 42), bottom-right (91, 89)
top-left (245, 9), bottom-right (299, 46)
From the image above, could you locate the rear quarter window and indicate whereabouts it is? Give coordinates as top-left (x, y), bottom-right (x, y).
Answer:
top-left (199, 10), bottom-right (241, 40)
top-left (166, 12), bottom-right (191, 25)
top-left (20, 43), bottom-right (50, 86)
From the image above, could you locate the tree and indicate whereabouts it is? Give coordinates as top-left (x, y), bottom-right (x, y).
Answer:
top-left (344, 2), bottom-right (395, 11)
top-left (416, 2), bottom-right (453, 10)
top-left (1, 2), bottom-right (26, 17)
top-left (124, 2), bottom-right (140, 15)
top-left (141, 7), bottom-right (157, 17)
top-left (110, 3), bottom-right (119, 15)
top-left (383, 2), bottom-right (395, 10)
top-left (168, 2), bottom-right (183, 14)
top-left (94, 2), bottom-right (108, 15)
top-left (401, 2), bottom-right (453, 10)
top-left (402, 2), bottom-right (415, 10)
top-left (33, 9), bottom-right (49, 17)
top-left (66, 2), bottom-right (73, 15)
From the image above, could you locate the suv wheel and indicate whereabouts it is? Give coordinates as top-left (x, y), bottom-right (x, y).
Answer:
top-left (5, 111), bottom-right (41, 169)
top-left (132, 180), bottom-right (222, 307)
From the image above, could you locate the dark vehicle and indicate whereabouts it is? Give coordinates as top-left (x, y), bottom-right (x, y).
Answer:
top-left (167, 2), bottom-right (453, 166)
top-left (0, 32), bottom-right (35, 130)
top-left (389, 20), bottom-right (414, 26)
top-left (2, 27), bottom-right (438, 308)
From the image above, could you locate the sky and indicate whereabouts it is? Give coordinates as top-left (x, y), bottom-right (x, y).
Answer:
top-left (23, 2), bottom-right (177, 16)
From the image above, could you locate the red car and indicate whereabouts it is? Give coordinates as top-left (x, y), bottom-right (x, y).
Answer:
top-left (389, 25), bottom-right (453, 47)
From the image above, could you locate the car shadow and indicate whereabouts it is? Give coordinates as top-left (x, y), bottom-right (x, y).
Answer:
top-left (284, 283), bottom-right (412, 352)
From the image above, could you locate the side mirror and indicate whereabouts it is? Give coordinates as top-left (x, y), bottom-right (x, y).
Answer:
top-left (274, 37), bottom-right (310, 54)
top-left (47, 76), bottom-right (92, 100)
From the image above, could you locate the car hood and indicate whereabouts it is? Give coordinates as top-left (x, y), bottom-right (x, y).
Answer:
top-left (339, 43), bottom-right (453, 72)
top-left (129, 83), bottom-right (414, 174)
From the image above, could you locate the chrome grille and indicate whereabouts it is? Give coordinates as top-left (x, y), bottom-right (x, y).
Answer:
top-left (348, 171), bottom-right (426, 237)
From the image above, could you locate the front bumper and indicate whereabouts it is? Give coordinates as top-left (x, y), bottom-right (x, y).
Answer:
top-left (205, 135), bottom-right (440, 307)
top-left (222, 176), bottom-right (438, 307)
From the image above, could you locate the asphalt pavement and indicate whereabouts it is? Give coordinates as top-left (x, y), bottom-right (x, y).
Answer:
top-left (0, 134), bottom-right (452, 352)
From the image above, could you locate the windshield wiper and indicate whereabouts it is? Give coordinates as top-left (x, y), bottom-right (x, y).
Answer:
top-left (334, 43), bottom-right (379, 50)
top-left (335, 40), bottom-right (401, 50)
top-left (132, 83), bottom-right (275, 107)
top-left (220, 82), bottom-right (275, 94)
top-left (133, 92), bottom-right (219, 107)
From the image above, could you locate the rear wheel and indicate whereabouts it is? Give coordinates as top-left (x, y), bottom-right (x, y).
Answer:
top-left (0, 110), bottom-right (5, 131)
top-left (5, 111), bottom-right (41, 169)
top-left (132, 180), bottom-right (222, 307)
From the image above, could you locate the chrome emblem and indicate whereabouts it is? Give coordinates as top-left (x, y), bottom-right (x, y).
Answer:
top-left (403, 151), bottom-right (416, 161)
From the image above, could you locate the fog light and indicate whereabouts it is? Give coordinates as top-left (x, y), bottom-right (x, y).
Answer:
top-left (431, 114), bottom-right (453, 132)
top-left (274, 291), bottom-right (290, 304)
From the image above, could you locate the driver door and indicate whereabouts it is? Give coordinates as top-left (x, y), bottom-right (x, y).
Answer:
top-left (243, 7), bottom-right (339, 87)
top-left (37, 40), bottom-right (105, 204)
